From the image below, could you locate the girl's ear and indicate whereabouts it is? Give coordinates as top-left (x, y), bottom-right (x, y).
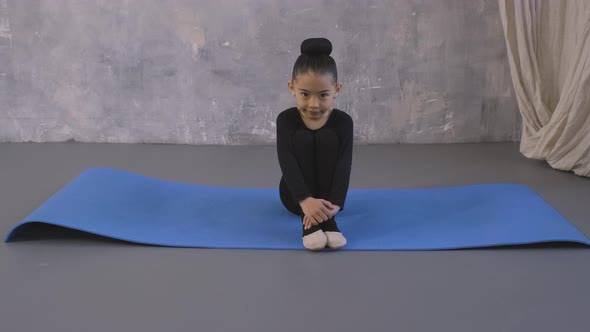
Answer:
top-left (288, 80), bottom-right (296, 96)
top-left (334, 82), bottom-right (343, 97)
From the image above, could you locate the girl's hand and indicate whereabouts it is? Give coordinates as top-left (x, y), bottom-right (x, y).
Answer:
top-left (299, 197), bottom-right (333, 224)
top-left (328, 204), bottom-right (341, 217)
top-left (302, 203), bottom-right (341, 230)
top-left (303, 215), bottom-right (315, 230)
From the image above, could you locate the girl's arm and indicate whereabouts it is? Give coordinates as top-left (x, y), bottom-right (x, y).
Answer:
top-left (276, 111), bottom-right (312, 203)
top-left (328, 113), bottom-right (353, 211)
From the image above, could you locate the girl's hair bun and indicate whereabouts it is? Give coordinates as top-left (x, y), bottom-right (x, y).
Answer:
top-left (300, 38), bottom-right (332, 57)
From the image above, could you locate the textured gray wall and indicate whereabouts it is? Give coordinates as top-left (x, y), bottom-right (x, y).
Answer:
top-left (0, 0), bottom-right (519, 144)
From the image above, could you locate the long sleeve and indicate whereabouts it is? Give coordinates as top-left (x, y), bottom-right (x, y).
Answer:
top-left (328, 113), bottom-right (353, 211)
top-left (276, 111), bottom-right (312, 203)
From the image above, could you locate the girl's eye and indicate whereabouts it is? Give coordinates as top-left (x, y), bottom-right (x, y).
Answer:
top-left (300, 93), bottom-right (329, 98)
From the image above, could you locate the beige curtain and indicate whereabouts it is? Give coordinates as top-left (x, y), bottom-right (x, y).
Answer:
top-left (499, 0), bottom-right (590, 177)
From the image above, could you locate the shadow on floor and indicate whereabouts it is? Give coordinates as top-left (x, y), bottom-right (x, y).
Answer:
top-left (5, 222), bottom-right (136, 246)
top-left (5, 222), bottom-right (589, 250)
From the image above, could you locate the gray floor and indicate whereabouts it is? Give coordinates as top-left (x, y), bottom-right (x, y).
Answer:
top-left (1, 142), bottom-right (589, 332)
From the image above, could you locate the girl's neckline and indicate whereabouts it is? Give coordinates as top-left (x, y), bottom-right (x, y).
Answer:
top-left (296, 108), bottom-right (337, 131)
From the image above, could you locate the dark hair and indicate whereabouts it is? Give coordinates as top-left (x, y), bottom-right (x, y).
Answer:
top-left (292, 38), bottom-right (338, 84)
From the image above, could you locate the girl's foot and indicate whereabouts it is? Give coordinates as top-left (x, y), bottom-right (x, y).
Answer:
top-left (303, 230), bottom-right (327, 250)
top-left (321, 218), bottom-right (347, 249)
top-left (302, 221), bottom-right (327, 251)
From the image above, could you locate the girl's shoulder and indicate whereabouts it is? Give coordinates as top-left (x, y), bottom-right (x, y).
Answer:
top-left (277, 107), bottom-right (299, 117)
top-left (331, 108), bottom-right (353, 125)
top-left (276, 107), bottom-right (301, 127)
top-left (333, 108), bottom-right (351, 118)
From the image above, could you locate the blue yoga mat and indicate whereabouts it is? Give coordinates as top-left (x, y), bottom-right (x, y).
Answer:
top-left (5, 167), bottom-right (590, 250)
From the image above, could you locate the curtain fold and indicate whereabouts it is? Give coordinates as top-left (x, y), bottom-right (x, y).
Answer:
top-left (499, 0), bottom-right (590, 177)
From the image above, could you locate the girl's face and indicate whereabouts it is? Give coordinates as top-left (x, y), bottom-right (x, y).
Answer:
top-left (288, 71), bottom-right (342, 121)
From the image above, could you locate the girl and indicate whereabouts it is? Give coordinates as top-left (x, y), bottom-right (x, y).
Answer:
top-left (276, 37), bottom-right (353, 251)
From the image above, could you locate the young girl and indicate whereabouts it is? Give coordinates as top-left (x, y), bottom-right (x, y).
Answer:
top-left (276, 37), bottom-right (353, 251)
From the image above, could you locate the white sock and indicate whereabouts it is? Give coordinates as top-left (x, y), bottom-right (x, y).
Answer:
top-left (302, 230), bottom-right (327, 251)
top-left (325, 231), bottom-right (347, 249)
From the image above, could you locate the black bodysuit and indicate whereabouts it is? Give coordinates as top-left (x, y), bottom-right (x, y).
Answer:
top-left (276, 107), bottom-right (353, 218)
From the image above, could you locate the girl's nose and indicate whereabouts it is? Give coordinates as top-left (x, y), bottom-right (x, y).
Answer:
top-left (308, 97), bottom-right (320, 108)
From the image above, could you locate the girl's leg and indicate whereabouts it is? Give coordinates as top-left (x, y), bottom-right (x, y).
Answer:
top-left (313, 129), bottom-right (340, 232)
top-left (314, 129), bottom-right (347, 249)
top-left (279, 129), bottom-right (316, 218)
top-left (279, 130), bottom-right (325, 249)
top-left (313, 129), bottom-right (339, 200)
top-left (279, 179), bottom-right (303, 216)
